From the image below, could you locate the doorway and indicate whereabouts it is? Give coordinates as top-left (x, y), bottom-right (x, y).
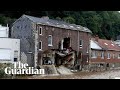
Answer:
top-left (63, 37), bottom-right (70, 49)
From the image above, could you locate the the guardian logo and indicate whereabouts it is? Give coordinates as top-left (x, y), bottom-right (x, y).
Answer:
top-left (4, 61), bottom-right (45, 75)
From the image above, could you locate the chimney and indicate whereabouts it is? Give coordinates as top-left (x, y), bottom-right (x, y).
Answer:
top-left (41, 16), bottom-right (49, 20)
top-left (95, 35), bottom-right (99, 42)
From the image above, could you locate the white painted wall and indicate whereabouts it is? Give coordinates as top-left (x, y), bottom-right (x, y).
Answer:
top-left (0, 25), bottom-right (9, 38)
top-left (0, 38), bottom-right (20, 63)
top-left (90, 40), bottom-right (102, 50)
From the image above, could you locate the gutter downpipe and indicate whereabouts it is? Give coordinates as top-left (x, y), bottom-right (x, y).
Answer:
top-left (34, 23), bottom-right (38, 68)
top-left (77, 30), bottom-right (81, 70)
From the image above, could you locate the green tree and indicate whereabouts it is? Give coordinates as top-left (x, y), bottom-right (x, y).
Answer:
top-left (63, 16), bottom-right (75, 24)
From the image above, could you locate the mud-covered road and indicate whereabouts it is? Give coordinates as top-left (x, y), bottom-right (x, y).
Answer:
top-left (26, 69), bottom-right (120, 79)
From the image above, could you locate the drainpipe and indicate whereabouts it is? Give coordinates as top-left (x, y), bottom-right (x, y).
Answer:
top-left (61, 39), bottom-right (64, 50)
top-left (77, 30), bottom-right (79, 59)
top-left (34, 23), bottom-right (38, 68)
top-left (88, 36), bottom-right (91, 70)
top-left (78, 30), bottom-right (81, 70)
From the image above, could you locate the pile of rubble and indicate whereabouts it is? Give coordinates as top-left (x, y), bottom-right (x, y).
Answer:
top-left (42, 47), bottom-right (77, 68)
top-left (38, 47), bottom-right (78, 75)
top-left (39, 65), bottom-right (73, 76)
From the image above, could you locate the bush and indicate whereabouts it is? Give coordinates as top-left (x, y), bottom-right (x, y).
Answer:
top-left (0, 63), bottom-right (13, 78)
top-left (0, 69), bottom-right (6, 78)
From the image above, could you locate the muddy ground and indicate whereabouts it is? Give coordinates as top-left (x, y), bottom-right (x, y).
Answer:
top-left (12, 68), bottom-right (120, 79)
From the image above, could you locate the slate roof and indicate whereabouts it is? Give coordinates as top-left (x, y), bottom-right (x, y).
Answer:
top-left (22, 14), bottom-right (92, 33)
top-left (92, 38), bottom-right (120, 51)
top-left (98, 39), bottom-right (120, 51)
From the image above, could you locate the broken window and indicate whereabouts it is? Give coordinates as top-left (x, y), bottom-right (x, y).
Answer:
top-left (79, 40), bottom-right (83, 48)
top-left (39, 27), bottom-right (42, 35)
top-left (48, 35), bottom-right (52, 46)
top-left (39, 41), bottom-right (42, 50)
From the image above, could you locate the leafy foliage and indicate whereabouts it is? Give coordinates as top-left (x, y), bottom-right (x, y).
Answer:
top-left (1, 11), bottom-right (120, 40)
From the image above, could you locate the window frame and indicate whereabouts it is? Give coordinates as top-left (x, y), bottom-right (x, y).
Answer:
top-left (39, 41), bottom-right (42, 51)
top-left (86, 47), bottom-right (89, 53)
top-left (118, 54), bottom-right (120, 59)
top-left (79, 40), bottom-right (83, 48)
top-left (107, 53), bottom-right (111, 59)
top-left (113, 54), bottom-right (115, 59)
top-left (39, 27), bottom-right (42, 35)
top-left (101, 52), bottom-right (104, 59)
top-left (91, 51), bottom-right (97, 58)
top-left (48, 35), bottom-right (53, 46)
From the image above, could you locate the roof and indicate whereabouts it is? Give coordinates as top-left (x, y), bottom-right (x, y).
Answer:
top-left (114, 40), bottom-right (120, 47)
top-left (92, 38), bottom-right (120, 51)
top-left (20, 14), bottom-right (92, 33)
top-left (90, 40), bottom-right (102, 50)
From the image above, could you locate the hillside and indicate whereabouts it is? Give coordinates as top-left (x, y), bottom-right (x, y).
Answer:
top-left (0, 11), bottom-right (120, 40)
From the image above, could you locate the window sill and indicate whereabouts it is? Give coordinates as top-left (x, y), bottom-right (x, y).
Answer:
top-left (91, 57), bottom-right (97, 58)
top-left (48, 45), bottom-right (53, 47)
top-left (39, 49), bottom-right (43, 51)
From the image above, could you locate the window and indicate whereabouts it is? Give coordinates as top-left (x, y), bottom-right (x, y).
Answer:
top-left (113, 54), bottom-right (115, 59)
top-left (14, 51), bottom-right (18, 62)
top-left (79, 40), bottom-right (83, 48)
top-left (86, 47), bottom-right (89, 53)
top-left (107, 53), bottom-right (111, 59)
top-left (48, 35), bottom-right (52, 46)
top-left (101, 52), bottom-right (104, 59)
top-left (39, 41), bottom-right (42, 50)
top-left (14, 58), bottom-right (17, 62)
top-left (91, 51), bottom-right (97, 58)
top-left (118, 54), bottom-right (120, 59)
top-left (39, 27), bottom-right (42, 35)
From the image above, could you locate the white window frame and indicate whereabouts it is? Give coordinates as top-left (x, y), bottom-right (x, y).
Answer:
top-left (113, 54), bottom-right (115, 59)
top-left (91, 51), bottom-right (97, 58)
top-left (101, 52), bottom-right (104, 59)
top-left (118, 54), bottom-right (120, 59)
top-left (48, 35), bottom-right (53, 46)
top-left (79, 40), bottom-right (83, 48)
top-left (39, 27), bottom-right (42, 35)
top-left (39, 41), bottom-right (42, 51)
top-left (86, 47), bottom-right (89, 53)
top-left (107, 53), bottom-right (110, 59)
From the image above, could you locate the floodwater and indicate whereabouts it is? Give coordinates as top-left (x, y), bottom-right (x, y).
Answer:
top-left (27, 69), bottom-right (120, 79)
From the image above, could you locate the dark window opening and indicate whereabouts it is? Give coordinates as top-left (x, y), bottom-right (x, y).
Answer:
top-left (39, 27), bottom-right (42, 35)
top-left (79, 40), bottom-right (83, 47)
top-left (63, 37), bottom-right (70, 49)
top-left (14, 58), bottom-right (17, 62)
top-left (39, 41), bottom-right (42, 50)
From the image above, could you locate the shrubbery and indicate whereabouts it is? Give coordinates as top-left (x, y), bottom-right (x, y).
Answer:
top-left (0, 63), bottom-right (12, 78)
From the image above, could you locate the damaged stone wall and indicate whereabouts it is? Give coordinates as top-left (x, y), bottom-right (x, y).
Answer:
top-left (37, 25), bottom-right (91, 66)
